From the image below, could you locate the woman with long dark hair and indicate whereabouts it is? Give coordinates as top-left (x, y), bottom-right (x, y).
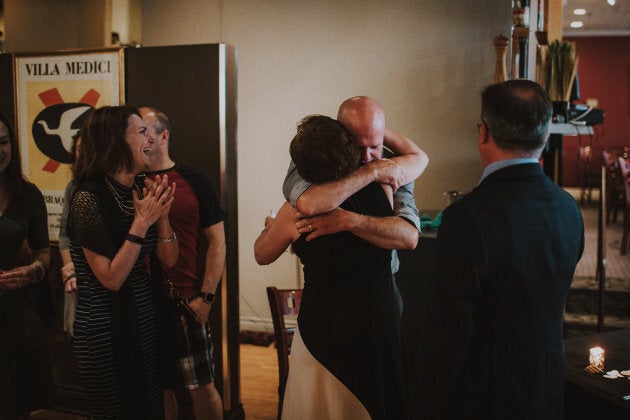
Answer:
top-left (0, 112), bottom-right (55, 418)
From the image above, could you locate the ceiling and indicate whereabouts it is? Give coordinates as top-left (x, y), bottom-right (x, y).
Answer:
top-left (0, 1), bottom-right (626, 37)
top-left (562, 0), bottom-right (630, 36)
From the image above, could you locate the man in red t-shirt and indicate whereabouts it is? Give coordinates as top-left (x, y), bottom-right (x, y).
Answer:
top-left (141, 107), bottom-right (226, 419)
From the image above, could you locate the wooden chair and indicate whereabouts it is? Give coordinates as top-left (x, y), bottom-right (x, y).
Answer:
top-left (617, 156), bottom-right (630, 254)
top-left (578, 145), bottom-right (599, 206)
top-left (602, 149), bottom-right (626, 225)
top-left (266, 286), bottom-right (302, 419)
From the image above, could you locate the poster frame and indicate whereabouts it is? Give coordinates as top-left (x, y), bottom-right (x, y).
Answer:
top-left (13, 47), bottom-right (125, 242)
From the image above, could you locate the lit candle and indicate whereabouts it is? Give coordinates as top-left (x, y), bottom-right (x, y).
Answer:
top-left (589, 347), bottom-right (605, 369)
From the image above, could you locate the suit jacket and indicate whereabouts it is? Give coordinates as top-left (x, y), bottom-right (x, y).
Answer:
top-left (423, 163), bottom-right (584, 420)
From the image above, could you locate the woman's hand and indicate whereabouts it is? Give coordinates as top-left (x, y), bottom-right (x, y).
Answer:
top-left (62, 262), bottom-right (78, 292)
top-left (254, 201), bottom-right (301, 265)
top-left (151, 175), bottom-right (176, 220)
top-left (65, 278), bottom-right (78, 292)
top-left (133, 174), bottom-right (176, 227)
top-left (0, 264), bottom-right (38, 293)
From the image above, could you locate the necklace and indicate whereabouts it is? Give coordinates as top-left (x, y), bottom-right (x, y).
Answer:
top-left (104, 176), bottom-right (135, 216)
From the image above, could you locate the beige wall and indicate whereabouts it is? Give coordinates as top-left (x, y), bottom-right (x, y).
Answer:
top-left (1, 0), bottom-right (514, 331)
top-left (0, 9), bottom-right (4, 43)
top-left (4, 0), bottom-right (110, 52)
top-left (546, 0), bottom-right (564, 42)
top-left (141, 0), bottom-right (513, 331)
top-left (141, 0), bottom-right (222, 43)
top-left (112, 0), bottom-right (141, 45)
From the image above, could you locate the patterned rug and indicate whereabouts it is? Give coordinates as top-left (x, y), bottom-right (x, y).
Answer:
top-left (240, 330), bottom-right (274, 346)
top-left (565, 280), bottom-right (630, 337)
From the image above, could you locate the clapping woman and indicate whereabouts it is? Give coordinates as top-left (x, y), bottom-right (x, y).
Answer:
top-left (68, 105), bottom-right (178, 418)
top-left (0, 112), bottom-right (56, 418)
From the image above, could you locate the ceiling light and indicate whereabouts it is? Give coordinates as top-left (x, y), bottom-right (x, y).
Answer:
top-left (607, 0), bottom-right (616, 6)
top-left (573, 9), bottom-right (587, 15)
top-left (570, 21), bottom-right (584, 28)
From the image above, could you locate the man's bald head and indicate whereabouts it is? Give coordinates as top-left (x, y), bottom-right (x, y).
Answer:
top-left (337, 96), bottom-right (385, 164)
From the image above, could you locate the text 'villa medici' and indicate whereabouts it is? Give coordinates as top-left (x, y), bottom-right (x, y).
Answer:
top-left (24, 60), bottom-right (112, 76)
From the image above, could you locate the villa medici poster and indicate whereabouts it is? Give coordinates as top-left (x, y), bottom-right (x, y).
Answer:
top-left (15, 49), bottom-right (123, 241)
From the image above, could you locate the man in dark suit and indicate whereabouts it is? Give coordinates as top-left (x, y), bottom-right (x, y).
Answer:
top-left (424, 79), bottom-right (584, 419)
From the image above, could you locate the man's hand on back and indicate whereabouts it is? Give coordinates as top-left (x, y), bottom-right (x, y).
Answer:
top-left (295, 207), bottom-right (418, 250)
top-left (295, 208), bottom-right (352, 241)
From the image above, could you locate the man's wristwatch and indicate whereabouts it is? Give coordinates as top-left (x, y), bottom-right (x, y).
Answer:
top-left (197, 291), bottom-right (215, 304)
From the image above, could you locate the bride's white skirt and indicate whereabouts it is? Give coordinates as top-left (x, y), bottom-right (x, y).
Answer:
top-left (281, 327), bottom-right (370, 420)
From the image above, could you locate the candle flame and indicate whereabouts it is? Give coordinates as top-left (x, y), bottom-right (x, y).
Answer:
top-left (589, 346), bottom-right (605, 369)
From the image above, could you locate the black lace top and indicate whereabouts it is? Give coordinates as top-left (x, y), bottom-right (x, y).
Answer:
top-left (67, 176), bottom-right (163, 417)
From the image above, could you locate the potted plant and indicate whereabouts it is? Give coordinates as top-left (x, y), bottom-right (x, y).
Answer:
top-left (544, 40), bottom-right (578, 122)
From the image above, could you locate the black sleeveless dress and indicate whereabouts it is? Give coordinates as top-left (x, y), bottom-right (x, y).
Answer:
top-left (283, 182), bottom-right (408, 419)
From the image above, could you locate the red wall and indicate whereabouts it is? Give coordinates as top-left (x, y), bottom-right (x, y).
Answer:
top-left (562, 36), bottom-right (630, 187)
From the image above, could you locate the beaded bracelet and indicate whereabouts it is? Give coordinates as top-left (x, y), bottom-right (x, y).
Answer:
top-left (125, 233), bottom-right (145, 245)
top-left (157, 231), bottom-right (177, 244)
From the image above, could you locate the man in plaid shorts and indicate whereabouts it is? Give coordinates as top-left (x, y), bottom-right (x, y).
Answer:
top-left (142, 107), bottom-right (226, 419)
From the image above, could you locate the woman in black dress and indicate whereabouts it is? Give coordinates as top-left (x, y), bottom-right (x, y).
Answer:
top-left (0, 112), bottom-right (56, 418)
top-left (255, 115), bottom-right (407, 419)
top-left (68, 106), bottom-right (178, 418)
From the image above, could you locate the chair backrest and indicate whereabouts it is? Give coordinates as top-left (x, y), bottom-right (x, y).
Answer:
top-left (603, 150), bottom-right (622, 183)
top-left (603, 149), bottom-right (617, 168)
top-left (266, 286), bottom-right (302, 418)
top-left (618, 156), bottom-right (630, 202)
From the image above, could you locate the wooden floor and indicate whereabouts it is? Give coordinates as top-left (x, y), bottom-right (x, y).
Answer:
top-left (30, 343), bottom-right (279, 420)
top-left (240, 343), bottom-right (279, 420)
